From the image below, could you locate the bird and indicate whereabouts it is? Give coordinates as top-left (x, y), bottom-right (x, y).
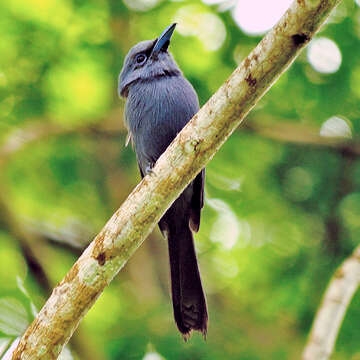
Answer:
top-left (118, 23), bottom-right (208, 339)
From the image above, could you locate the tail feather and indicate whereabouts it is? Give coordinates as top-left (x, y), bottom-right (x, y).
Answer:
top-left (167, 224), bottom-right (208, 338)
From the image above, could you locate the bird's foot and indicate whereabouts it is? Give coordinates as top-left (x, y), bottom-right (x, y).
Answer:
top-left (145, 162), bottom-right (155, 175)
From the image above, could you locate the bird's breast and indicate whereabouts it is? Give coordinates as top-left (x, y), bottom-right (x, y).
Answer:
top-left (126, 76), bottom-right (199, 161)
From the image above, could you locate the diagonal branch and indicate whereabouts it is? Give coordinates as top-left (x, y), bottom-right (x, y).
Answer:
top-left (302, 245), bottom-right (360, 360)
top-left (12, 0), bottom-right (342, 358)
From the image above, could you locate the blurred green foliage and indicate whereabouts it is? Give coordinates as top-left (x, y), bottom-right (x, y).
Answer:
top-left (0, 0), bottom-right (360, 359)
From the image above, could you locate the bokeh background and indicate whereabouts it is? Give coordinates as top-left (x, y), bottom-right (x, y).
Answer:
top-left (1, 0), bottom-right (360, 359)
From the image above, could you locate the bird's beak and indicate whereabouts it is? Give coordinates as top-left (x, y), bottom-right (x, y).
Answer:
top-left (151, 23), bottom-right (176, 56)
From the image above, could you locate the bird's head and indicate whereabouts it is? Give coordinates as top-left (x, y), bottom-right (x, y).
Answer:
top-left (118, 23), bottom-right (181, 98)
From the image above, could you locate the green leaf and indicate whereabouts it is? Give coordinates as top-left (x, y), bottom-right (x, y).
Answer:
top-left (0, 298), bottom-right (28, 336)
top-left (0, 337), bottom-right (12, 358)
top-left (58, 346), bottom-right (74, 360)
top-left (16, 277), bottom-right (38, 319)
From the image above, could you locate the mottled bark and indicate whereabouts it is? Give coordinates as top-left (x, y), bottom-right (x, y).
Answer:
top-left (12, 0), bottom-right (342, 358)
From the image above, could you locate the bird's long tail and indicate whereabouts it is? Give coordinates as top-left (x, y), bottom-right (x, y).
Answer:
top-left (167, 222), bottom-right (208, 339)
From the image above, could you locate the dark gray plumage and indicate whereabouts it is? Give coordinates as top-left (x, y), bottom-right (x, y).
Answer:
top-left (118, 23), bottom-right (207, 338)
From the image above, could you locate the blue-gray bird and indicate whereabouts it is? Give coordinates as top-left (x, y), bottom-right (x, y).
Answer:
top-left (118, 23), bottom-right (208, 338)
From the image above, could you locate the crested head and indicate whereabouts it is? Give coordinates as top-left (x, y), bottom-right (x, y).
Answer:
top-left (118, 24), bottom-right (182, 98)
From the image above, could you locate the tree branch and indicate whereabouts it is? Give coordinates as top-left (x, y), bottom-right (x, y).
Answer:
top-left (244, 119), bottom-right (360, 156)
top-left (0, 110), bottom-right (125, 166)
top-left (2, 115), bottom-right (360, 168)
top-left (302, 245), bottom-right (360, 360)
top-left (12, 0), bottom-right (342, 358)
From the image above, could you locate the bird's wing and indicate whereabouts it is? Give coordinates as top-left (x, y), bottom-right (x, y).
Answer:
top-left (189, 169), bottom-right (205, 233)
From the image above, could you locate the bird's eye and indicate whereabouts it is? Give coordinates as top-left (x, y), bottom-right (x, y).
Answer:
top-left (136, 54), bottom-right (146, 64)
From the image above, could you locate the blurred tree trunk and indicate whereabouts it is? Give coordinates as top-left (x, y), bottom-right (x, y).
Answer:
top-left (323, 149), bottom-right (356, 255)
top-left (12, 0), bottom-right (343, 358)
top-left (302, 245), bottom-right (360, 360)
